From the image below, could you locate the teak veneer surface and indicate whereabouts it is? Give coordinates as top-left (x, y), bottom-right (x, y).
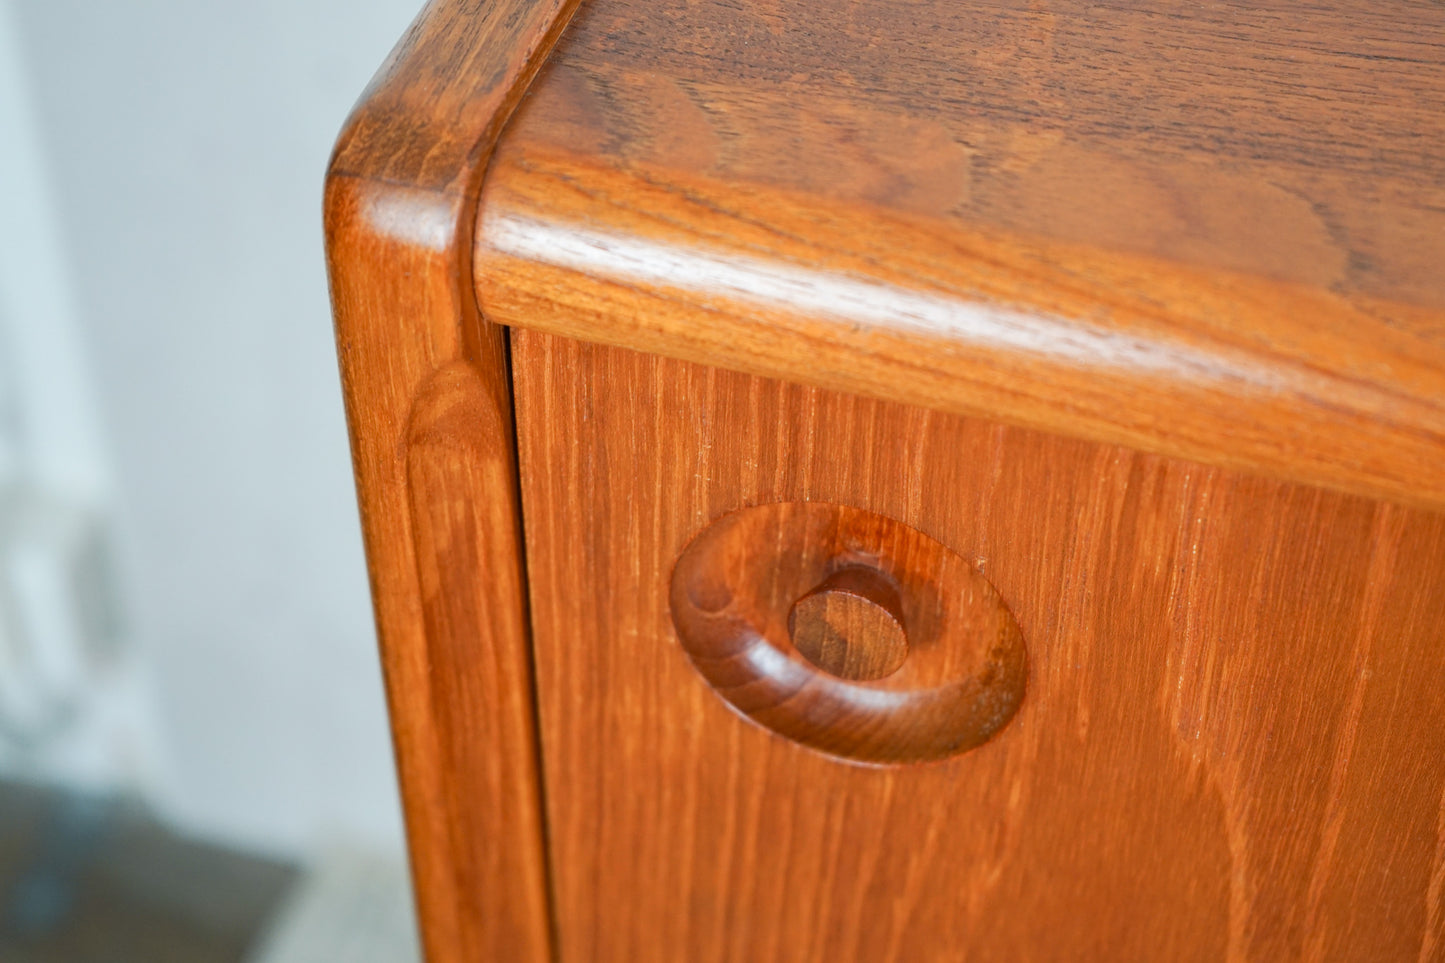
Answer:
top-left (475, 0), bottom-right (1445, 511)
top-left (330, 2), bottom-right (1445, 960)
top-left (512, 330), bottom-right (1445, 963)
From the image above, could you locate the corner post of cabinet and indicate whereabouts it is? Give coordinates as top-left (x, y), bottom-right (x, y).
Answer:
top-left (320, 0), bottom-right (582, 959)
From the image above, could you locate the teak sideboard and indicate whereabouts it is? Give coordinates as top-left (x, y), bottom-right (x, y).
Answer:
top-left (323, 1), bottom-right (1445, 960)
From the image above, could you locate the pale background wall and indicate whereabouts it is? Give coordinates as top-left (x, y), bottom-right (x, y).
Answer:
top-left (1, 0), bottom-right (421, 859)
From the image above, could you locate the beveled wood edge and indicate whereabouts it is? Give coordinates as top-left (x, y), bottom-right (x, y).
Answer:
top-left (323, 1), bottom-right (582, 960)
top-left (473, 147), bottom-right (1445, 514)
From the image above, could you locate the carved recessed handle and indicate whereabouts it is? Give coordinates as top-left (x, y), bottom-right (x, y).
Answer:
top-left (669, 502), bottom-right (1028, 764)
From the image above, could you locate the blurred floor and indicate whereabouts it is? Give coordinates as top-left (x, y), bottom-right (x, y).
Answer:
top-left (0, 781), bottom-right (294, 962)
top-left (248, 845), bottom-right (420, 963)
top-left (0, 780), bottom-right (420, 962)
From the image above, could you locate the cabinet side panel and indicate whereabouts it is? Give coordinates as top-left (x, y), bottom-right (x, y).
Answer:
top-left (513, 330), bottom-right (1445, 963)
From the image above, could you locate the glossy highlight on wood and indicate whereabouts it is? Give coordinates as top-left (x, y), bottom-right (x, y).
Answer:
top-left (476, 0), bottom-right (1445, 511)
top-left (670, 502), bottom-right (1027, 764)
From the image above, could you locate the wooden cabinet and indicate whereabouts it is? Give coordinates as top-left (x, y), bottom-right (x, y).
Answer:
top-left (324, 1), bottom-right (1445, 959)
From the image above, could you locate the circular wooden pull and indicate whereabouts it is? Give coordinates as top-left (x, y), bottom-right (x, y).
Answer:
top-left (669, 502), bottom-right (1028, 764)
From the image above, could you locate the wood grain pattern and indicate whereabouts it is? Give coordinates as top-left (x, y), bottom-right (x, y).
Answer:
top-left (323, 0), bottom-right (580, 958)
top-left (513, 330), bottom-right (1445, 962)
top-left (475, 0), bottom-right (1445, 511)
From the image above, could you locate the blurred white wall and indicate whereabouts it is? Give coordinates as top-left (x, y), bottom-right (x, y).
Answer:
top-left (0, 0), bottom-right (148, 795)
top-left (3, 0), bottom-right (421, 858)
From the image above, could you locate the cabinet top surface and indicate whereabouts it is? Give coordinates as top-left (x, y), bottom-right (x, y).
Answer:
top-left (494, 0), bottom-right (1444, 302)
top-left (473, 0), bottom-right (1445, 509)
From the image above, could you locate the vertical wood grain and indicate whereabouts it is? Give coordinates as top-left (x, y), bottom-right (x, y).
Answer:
top-left (323, 0), bottom-right (580, 958)
top-left (513, 330), bottom-right (1445, 962)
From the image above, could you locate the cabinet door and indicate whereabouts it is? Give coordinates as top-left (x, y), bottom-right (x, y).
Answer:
top-left (512, 330), bottom-right (1445, 962)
